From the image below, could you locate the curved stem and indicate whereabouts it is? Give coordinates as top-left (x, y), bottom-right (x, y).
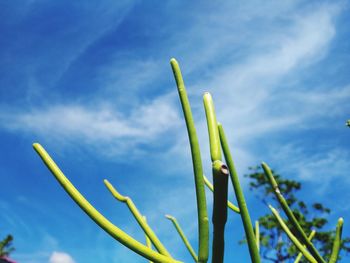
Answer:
top-left (262, 162), bottom-right (326, 263)
top-left (33, 143), bottom-right (180, 263)
top-left (203, 175), bottom-right (240, 213)
top-left (211, 160), bottom-right (229, 263)
top-left (329, 218), bottom-right (344, 263)
top-left (203, 92), bottom-right (221, 162)
top-left (218, 124), bottom-right (260, 263)
top-left (294, 230), bottom-right (316, 263)
top-left (165, 215), bottom-right (198, 262)
top-left (269, 205), bottom-right (317, 263)
top-left (170, 58), bottom-right (209, 263)
top-left (104, 180), bottom-right (171, 257)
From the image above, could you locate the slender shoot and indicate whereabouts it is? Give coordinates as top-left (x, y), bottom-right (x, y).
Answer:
top-left (165, 215), bottom-right (198, 262)
top-left (104, 180), bottom-right (171, 257)
top-left (329, 218), bottom-right (344, 263)
top-left (170, 58), bottom-right (209, 263)
top-left (269, 205), bottom-right (317, 263)
top-left (143, 216), bottom-right (154, 263)
top-left (218, 124), bottom-right (260, 263)
top-left (294, 230), bottom-right (316, 263)
top-left (255, 221), bottom-right (260, 253)
top-left (33, 143), bottom-right (180, 263)
top-left (261, 162), bottom-right (326, 263)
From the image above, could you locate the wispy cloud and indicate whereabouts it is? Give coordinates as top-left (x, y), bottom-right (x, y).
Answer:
top-left (49, 251), bottom-right (75, 263)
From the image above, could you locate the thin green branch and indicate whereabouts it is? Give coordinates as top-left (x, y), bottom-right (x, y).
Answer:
top-left (269, 205), bottom-right (317, 263)
top-left (203, 92), bottom-right (222, 161)
top-left (211, 160), bottom-right (229, 263)
top-left (104, 180), bottom-right (171, 257)
top-left (165, 215), bottom-right (198, 262)
top-left (203, 175), bottom-right (240, 213)
top-left (255, 221), bottom-right (260, 253)
top-left (170, 58), bottom-right (209, 263)
top-left (218, 124), bottom-right (260, 263)
top-left (294, 230), bottom-right (316, 263)
top-left (329, 218), bottom-right (344, 263)
top-left (261, 162), bottom-right (326, 263)
top-left (33, 143), bottom-right (180, 263)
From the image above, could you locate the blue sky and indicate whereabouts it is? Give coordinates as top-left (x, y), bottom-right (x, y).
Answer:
top-left (1, 1), bottom-right (350, 262)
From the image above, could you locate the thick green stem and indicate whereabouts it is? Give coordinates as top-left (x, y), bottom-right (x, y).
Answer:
top-left (203, 175), bottom-right (240, 213)
top-left (165, 215), bottom-right (198, 262)
top-left (261, 162), bottom-right (326, 263)
top-left (329, 218), bottom-right (344, 263)
top-left (33, 143), bottom-right (180, 263)
top-left (170, 58), bottom-right (209, 263)
top-left (294, 230), bottom-right (316, 263)
top-left (211, 160), bottom-right (229, 263)
top-left (104, 180), bottom-right (171, 257)
top-left (203, 92), bottom-right (222, 162)
top-left (218, 124), bottom-right (260, 263)
top-left (269, 205), bottom-right (317, 263)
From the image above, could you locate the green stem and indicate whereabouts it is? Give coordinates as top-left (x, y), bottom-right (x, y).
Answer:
top-left (255, 221), bottom-right (260, 253)
top-left (329, 218), bottom-right (344, 263)
top-left (203, 175), bottom-right (240, 213)
top-left (294, 230), bottom-right (316, 263)
top-left (269, 205), bottom-right (317, 263)
top-left (211, 160), bottom-right (229, 263)
top-left (33, 143), bottom-right (180, 263)
top-left (143, 216), bottom-right (154, 263)
top-left (165, 215), bottom-right (198, 262)
top-left (104, 180), bottom-right (171, 257)
top-left (170, 58), bottom-right (209, 263)
top-left (203, 92), bottom-right (222, 162)
top-left (218, 124), bottom-right (260, 263)
top-left (261, 162), bottom-right (326, 263)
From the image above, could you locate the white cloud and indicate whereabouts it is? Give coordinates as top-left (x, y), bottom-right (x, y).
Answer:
top-left (49, 252), bottom-right (75, 263)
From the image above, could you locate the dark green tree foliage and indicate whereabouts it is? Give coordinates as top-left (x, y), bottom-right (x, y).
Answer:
top-left (245, 166), bottom-right (350, 263)
top-left (0, 235), bottom-right (15, 257)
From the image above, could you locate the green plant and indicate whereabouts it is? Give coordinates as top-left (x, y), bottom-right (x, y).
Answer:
top-left (33, 59), bottom-right (345, 263)
top-left (0, 235), bottom-right (15, 258)
top-left (244, 166), bottom-right (350, 262)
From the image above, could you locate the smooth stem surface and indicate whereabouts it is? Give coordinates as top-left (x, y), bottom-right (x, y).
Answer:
top-left (170, 58), bottom-right (209, 262)
top-left (165, 215), bottom-right (198, 262)
top-left (329, 218), bottom-right (344, 263)
top-left (262, 162), bottom-right (326, 263)
top-left (255, 221), bottom-right (260, 253)
top-left (203, 175), bottom-right (240, 213)
top-left (211, 160), bottom-right (229, 263)
top-left (218, 124), bottom-right (260, 263)
top-left (33, 143), bottom-right (180, 263)
top-left (143, 217), bottom-right (154, 263)
top-left (104, 180), bottom-right (171, 257)
top-left (269, 205), bottom-right (317, 263)
top-left (294, 230), bottom-right (316, 263)
top-left (203, 92), bottom-right (221, 161)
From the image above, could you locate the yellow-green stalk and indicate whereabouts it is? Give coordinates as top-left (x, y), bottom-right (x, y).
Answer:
top-left (255, 221), bottom-right (260, 253)
top-left (104, 179), bottom-right (171, 257)
top-left (143, 216), bottom-right (154, 263)
top-left (170, 58), bottom-right (209, 263)
top-left (165, 214), bottom-right (198, 262)
top-left (329, 218), bottom-right (344, 263)
top-left (218, 124), bottom-right (260, 263)
top-left (262, 162), bottom-right (326, 263)
top-left (294, 230), bottom-right (316, 263)
top-left (32, 143), bottom-right (180, 263)
top-left (269, 205), bottom-right (317, 263)
top-left (203, 92), bottom-right (229, 263)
